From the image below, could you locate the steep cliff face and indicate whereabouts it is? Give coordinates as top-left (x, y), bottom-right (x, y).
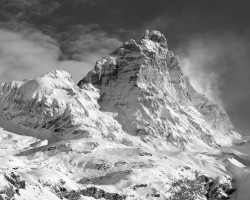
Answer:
top-left (0, 30), bottom-right (247, 200)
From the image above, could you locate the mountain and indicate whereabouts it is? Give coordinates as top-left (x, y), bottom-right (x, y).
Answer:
top-left (78, 30), bottom-right (238, 147)
top-left (0, 30), bottom-right (249, 200)
top-left (0, 70), bottom-right (130, 142)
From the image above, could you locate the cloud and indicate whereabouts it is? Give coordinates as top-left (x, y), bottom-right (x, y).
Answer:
top-left (0, 26), bottom-right (122, 83)
top-left (59, 24), bottom-right (122, 59)
top-left (143, 16), bottom-right (170, 31)
top-left (176, 32), bottom-right (250, 105)
top-left (176, 32), bottom-right (250, 134)
top-left (0, 0), bottom-right (104, 24)
top-left (0, 0), bottom-right (123, 83)
top-left (71, 0), bottom-right (107, 7)
top-left (0, 29), bottom-right (60, 82)
top-left (0, 0), bottom-right (40, 19)
top-left (177, 38), bottom-right (225, 105)
top-left (57, 25), bottom-right (122, 81)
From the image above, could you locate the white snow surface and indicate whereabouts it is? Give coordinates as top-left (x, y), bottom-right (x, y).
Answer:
top-left (0, 30), bottom-right (249, 200)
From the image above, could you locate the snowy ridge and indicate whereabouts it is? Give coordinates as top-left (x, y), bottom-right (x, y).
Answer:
top-left (0, 30), bottom-right (249, 200)
top-left (0, 70), bottom-right (134, 143)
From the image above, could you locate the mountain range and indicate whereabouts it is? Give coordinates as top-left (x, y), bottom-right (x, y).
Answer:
top-left (0, 30), bottom-right (250, 200)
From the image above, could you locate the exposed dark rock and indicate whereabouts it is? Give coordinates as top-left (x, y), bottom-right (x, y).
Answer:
top-left (123, 40), bottom-right (141, 52)
top-left (4, 172), bottom-right (25, 190)
top-left (139, 152), bottom-right (152, 157)
top-left (55, 187), bottom-right (126, 200)
top-left (133, 184), bottom-right (147, 190)
top-left (0, 172), bottom-right (26, 199)
top-left (168, 174), bottom-right (236, 200)
top-left (80, 187), bottom-right (126, 200)
top-left (152, 193), bottom-right (160, 197)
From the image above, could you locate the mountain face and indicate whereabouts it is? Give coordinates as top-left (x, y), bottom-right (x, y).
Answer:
top-left (78, 30), bottom-right (235, 146)
top-left (0, 30), bottom-right (249, 200)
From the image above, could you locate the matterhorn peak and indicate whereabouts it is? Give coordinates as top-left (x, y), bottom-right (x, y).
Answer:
top-left (79, 30), bottom-right (237, 146)
top-left (141, 29), bottom-right (168, 49)
top-left (117, 30), bottom-right (168, 55)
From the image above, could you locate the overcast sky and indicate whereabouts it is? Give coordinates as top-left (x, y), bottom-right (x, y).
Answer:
top-left (0, 0), bottom-right (250, 135)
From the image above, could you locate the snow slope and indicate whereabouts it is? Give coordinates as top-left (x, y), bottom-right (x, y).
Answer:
top-left (0, 30), bottom-right (248, 200)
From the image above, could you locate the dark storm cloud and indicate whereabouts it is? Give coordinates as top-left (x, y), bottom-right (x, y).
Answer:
top-left (58, 24), bottom-right (122, 60)
top-left (0, 0), bottom-right (250, 135)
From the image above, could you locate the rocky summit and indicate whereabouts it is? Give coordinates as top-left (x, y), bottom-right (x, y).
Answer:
top-left (0, 30), bottom-right (250, 200)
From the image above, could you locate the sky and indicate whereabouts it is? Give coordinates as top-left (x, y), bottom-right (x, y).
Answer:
top-left (0, 0), bottom-right (250, 135)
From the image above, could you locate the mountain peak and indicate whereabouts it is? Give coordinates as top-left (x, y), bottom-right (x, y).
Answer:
top-left (78, 30), bottom-right (236, 147)
top-left (42, 70), bottom-right (72, 80)
top-left (141, 30), bottom-right (168, 49)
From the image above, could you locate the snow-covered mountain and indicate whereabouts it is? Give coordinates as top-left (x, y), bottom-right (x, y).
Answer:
top-left (0, 30), bottom-right (249, 200)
